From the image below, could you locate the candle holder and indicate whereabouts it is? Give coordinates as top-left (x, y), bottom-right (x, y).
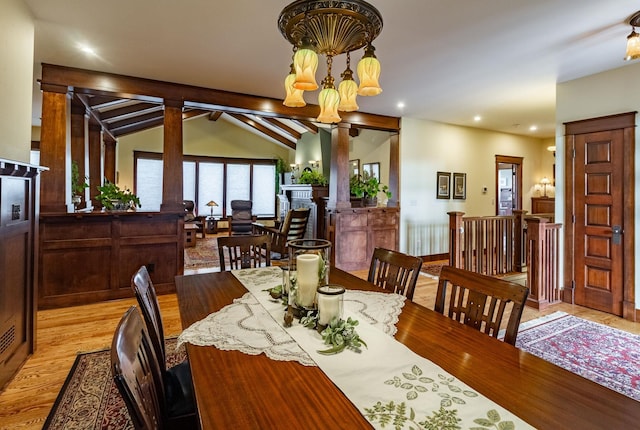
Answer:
top-left (287, 239), bottom-right (331, 315)
top-left (317, 284), bottom-right (345, 329)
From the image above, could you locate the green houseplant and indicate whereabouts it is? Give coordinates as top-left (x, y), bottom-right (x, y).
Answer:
top-left (298, 170), bottom-right (328, 186)
top-left (350, 172), bottom-right (391, 207)
top-left (71, 161), bottom-right (89, 201)
top-left (96, 179), bottom-right (141, 211)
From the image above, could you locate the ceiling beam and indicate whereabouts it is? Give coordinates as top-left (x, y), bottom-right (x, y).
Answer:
top-left (99, 102), bottom-right (161, 121)
top-left (182, 109), bottom-right (210, 120)
top-left (41, 64), bottom-right (400, 131)
top-left (228, 113), bottom-right (296, 149)
top-left (112, 117), bottom-right (165, 137)
top-left (74, 94), bottom-right (117, 141)
top-left (262, 117), bottom-right (302, 140)
top-left (295, 119), bottom-right (319, 134)
top-left (208, 111), bottom-right (223, 121)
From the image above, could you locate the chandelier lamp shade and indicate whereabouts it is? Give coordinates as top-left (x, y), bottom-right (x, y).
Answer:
top-left (278, 0), bottom-right (383, 123)
top-left (625, 11), bottom-right (640, 61)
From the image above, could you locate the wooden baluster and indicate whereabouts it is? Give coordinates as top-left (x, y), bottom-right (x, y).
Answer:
top-left (448, 211), bottom-right (464, 268)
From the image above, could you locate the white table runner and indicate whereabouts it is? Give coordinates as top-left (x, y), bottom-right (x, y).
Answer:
top-left (179, 267), bottom-right (533, 429)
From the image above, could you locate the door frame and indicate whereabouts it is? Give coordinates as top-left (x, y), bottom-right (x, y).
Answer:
top-left (564, 112), bottom-right (636, 320)
top-left (494, 155), bottom-right (523, 216)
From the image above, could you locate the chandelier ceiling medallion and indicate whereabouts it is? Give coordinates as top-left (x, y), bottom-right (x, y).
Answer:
top-left (625, 11), bottom-right (640, 61)
top-left (278, 0), bottom-right (383, 124)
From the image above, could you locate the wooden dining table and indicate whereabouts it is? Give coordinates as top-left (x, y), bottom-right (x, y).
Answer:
top-left (175, 268), bottom-right (640, 429)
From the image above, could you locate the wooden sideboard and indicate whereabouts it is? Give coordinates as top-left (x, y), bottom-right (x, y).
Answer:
top-left (39, 212), bottom-right (184, 309)
top-left (0, 160), bottom-right (44, 390)
top-left (325, 206), bottom-right (399, 271)
top-left (531, 197), bottom-right (554, 214)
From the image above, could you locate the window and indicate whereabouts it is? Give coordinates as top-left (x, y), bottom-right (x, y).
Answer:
top-left (134, 152), bottom-right (276, 218)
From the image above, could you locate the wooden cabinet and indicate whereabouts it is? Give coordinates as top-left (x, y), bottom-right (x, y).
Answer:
top-left (39, 212), bottom-right (184, 309)
top-left (0, 160), bottom-right (43, 391)
top-left (325, 207), bottom-right (399, 271)
top-left (531, 197), bottom-right (554, 214)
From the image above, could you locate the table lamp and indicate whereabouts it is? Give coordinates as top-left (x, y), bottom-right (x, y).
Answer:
top-left (206, 200), bottom-right (218, 217)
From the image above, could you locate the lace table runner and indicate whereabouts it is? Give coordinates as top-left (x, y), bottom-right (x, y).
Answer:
top-left (177, 266), bottom-right (406, 366)
top-left (178, 267), bottom-right (533, 429)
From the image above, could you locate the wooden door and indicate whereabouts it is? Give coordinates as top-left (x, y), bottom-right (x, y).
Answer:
top-left (565, 113), bottom-right (635, 318)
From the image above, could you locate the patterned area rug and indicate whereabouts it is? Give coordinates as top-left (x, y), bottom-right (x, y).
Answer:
top-left (184, 236), bottom-right (219, 269)
top-left (516, 312), bottom-right (640, 401)
top-left (420, 263), bottom-right (444, 279)
top-left (43, 338), bottom-right (186, 429)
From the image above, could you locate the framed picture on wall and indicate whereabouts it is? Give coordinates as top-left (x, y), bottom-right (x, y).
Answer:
top-left (349, 159), bottom-right (360, 177)
top-left (362, 162), bottom-right (380, 180)
top-left (453, 172), bottom-right (466, 200)
top-left (437, 171), bottom-right (451, 199)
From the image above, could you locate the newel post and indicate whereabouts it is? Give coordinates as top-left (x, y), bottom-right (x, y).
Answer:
top-left (513, 209), bottom-right (527, 272)
top-left (448, 211), bottom-right (464, 268)
top-left (526, 216), bottom-right (547, 308)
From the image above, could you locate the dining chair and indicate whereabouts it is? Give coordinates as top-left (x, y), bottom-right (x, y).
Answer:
top-left (367, 247), bottom-right (423, 300)
top-left (131, 266), bottom-right (195, 417)
top-left (227, 199), bottom-right (256, 235)
top-left (434, 265), bottom-right (530, 345)
top-left (252, 207), bottom-right (310, 259)
top-left (111, 306), bottom-right (198, 430)
top-left (217, 234), bottom-right (271, 271)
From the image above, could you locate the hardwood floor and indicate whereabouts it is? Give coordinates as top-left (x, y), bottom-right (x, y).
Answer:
top-left (0, 267), bottom-right (638, 429)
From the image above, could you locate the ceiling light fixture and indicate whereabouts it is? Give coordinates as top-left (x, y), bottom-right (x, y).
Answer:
top-left (278, 0), bottom-right (384, 124)
top-left (625, 11), bottom-right (640, 61)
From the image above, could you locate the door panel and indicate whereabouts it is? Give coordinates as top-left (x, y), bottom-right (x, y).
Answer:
top-left (573, 130), bottom-right (624, 315)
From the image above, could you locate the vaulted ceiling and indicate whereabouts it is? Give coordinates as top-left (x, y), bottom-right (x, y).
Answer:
top-left (75, 94), bottom-right (360, 149)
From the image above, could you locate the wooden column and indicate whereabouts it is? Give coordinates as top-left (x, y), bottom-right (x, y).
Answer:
top-left (327, 122), bottom-right (351, 210)
top-left (388, 132), bottom-right (399, 208)
top-left (161, 99), bottom-right (184, 212)
top-left (88, 122), bottom-right (102, 209)
top-left (39, 84), bottom-right (70, 214)
top-left (103, 134), bottom-right (116, 184)
top-left (70, 99), bottom-right (87, 209)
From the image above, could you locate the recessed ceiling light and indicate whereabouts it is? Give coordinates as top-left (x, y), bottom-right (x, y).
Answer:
top-left (78, 44), bottom-right (96, 56)
top-left (473, 115), bottom-right (481, 122)
top-left (397, 102), bottom-right (405, 109)
top-left (529, 125), bottom-right (538, 131)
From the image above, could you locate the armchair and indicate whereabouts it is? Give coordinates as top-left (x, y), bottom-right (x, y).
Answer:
top-left (253, 207), bottom-right (310, 259)
top-left (183, 200), bottom-right (205, 237)
top-left (227, 200), bottom-right (256, 235)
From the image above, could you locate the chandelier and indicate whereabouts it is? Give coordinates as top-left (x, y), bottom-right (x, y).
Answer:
top-left (625, 11), bottom-right (640, 61)
top-left (278, 0), bottom-right (384, 124)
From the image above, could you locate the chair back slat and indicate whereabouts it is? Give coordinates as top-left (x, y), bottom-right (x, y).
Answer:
top-left (217, 235), bottom-right (271, 271)
top-left (434, 266), bottom-right (529, 345)
top-left (367, 248), bottom-right (423, 300)
top-left (111, 307), bottom-right (164, 430)
top-left (131, 266), bottom-right (166, 370)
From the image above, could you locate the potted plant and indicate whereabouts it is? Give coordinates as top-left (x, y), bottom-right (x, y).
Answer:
top-left (297, 169), bottom-right (328, 186)
top-left (96, 179), bottom-right (141, 211)
top-left (350, 172), bottom-right (391, 207)
top-left (71, 161), bottom-right (89, 209)
top-left (275, 156), bottom-right (293, 189)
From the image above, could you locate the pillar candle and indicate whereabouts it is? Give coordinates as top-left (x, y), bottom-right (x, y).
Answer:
top-left (296, 254), bottom-right (320, 307)
top-left (317, 285), bottom-right (345, 326)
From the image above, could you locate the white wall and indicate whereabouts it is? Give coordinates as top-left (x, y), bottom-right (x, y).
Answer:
top-left (0, 0), bottom-right (34, 162)
top-left (399, 117), bottom-right (548, 255)
top-left (116, 115), bottom-right (293, 190)
top-left (556, 61), bottom-right (640, 307)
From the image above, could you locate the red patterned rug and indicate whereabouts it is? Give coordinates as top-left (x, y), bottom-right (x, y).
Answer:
top-left (420, 263), bottom-right (444, 279)
top-left (43, 338), bottom-right (186, 429)
top-left (515, 312), bottom-right (640, 401)
top-left (184, 236), bottom-right (220, 269)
